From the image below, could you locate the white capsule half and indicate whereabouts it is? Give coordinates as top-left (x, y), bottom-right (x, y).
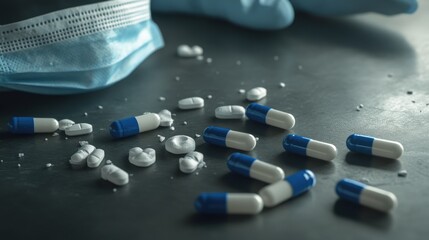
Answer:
top-left (101, 164), bottom-right (129, 186)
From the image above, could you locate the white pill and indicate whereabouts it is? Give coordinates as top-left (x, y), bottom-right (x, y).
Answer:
top-left (177, 45), bottom-right (194, 57)
top-left (215, 105), bottom-right (245, 119)
top-left (69, 144), bottom-right (95, 168)
top-left (165, 135), bottom-right (196, 154)
top-left (246, 87), bottom-right (267, 101)
top-left (178, 97), bottom-right (204, 110)
top-left (65, 123), bottom-right (93, 136)
top-left (179, 151), bottom-right (204, 173)
top-left (58, 119), bottom-right (75, 131)
top-left (158, 109), bottom-right (174, 127)
top-left (87, 149), bottom-right (105, 168)
top-left (128, 147), bottom-right (156, 167)
top-left (101, 164), bottom-right (129, 186)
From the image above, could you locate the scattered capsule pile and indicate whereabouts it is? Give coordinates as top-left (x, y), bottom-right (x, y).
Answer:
top-left (4, 46), bottom-right (408, 216)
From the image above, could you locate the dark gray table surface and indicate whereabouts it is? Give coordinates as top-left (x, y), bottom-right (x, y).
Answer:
top-left (1, 2), bottom-right (429, 240)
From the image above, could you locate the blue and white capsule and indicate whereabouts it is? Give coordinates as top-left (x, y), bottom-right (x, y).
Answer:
top-left (336, 178), bottom-right (398, 213)
top-left (346, 134), bottom-right (404, 159)
top-left (258, 170), bottom-right (316, 207)
top-left (245, 103), bottom-right (295, 130)
top-left (9, 117), bottom-right (59, 134)
top-left (283, 134), bottom-right (337, 161)
top-left (227, 153), bottom-right (285, 183)
top-left (203, 126), bottom-right (257, 151)
top-left (194, 193), bottom-right (263, 215)
top-left (110, 113), bottom-right (160, 138)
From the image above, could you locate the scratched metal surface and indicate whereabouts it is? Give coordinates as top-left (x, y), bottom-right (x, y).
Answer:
top-left (0, 1), bottom-right (428, 240)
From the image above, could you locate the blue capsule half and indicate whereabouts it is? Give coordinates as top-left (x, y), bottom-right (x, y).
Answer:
top-left (245, 103), bottom-right (295, 130)
top-left (194, 192), bottom-right (263, 215)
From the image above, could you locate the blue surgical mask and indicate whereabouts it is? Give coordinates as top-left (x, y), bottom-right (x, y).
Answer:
top-left (0, 0), bottom-right (163, 94)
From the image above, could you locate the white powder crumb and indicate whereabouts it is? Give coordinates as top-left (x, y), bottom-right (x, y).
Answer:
top-left (196, 55), bottom-right (204, 61)
top-left (17, 163), bottom-right (21, 168)
top-left (1, 160), bottom-right (3, 163)
top-left (170, 176), bottom-right (174, 180)
top-left (44, 138), bottom-right (48, 141)
top-left (255, 137), bottom-right (259, 141)
top-left (172, 113), bottom-right (177, 116)
top-left (113, 188), bottom-right (117, 193)
top-left (52, 132), bottom-right (59, 137)
top-left (279, 82), bottom-right (286, 88)
top-left (18, 153), bottom-right (24, 158)
top-left (195, 172), bottom-right (199, 175)
top-left (238, 89), bottom-right (246, 94)
top-left (175, 76), bottom-right (180, 81)
top-left (236, 60), bottom-right (241, 65)
top-left (195, 134), bottom-right (201, 138)
top-left (106, 160), bottom-right (112, 165)
top-left (159, 96), bottom-right (166, 101)
top-left (46, 163), bottom-right (53, 168)
top-left (65, 137), bottom-right (68, 140)
top-left (124, 98), bottom-right (128, 101)
top-left (170, 126), bottom-right (175, 131)
top-left (298, 65), bottom-right (303, 70)
top-left (360, 178), bottom-right (370, 184)
top-left (84, 112), bottom-right (88, 116)
top-left (274, 56), bottom-right (279, 61)
top-left (98, 105), bottom-right (103, 110)
top-left (183, 121), bottom-right (188, 125)
top-left (359, 104), bottom-right (364, 108)
top-left (215, 71), bottom-right (220, 75)
top-left (129, 173), bottom-right (134, 177)
top-left (206, 58), bottom-right (212, 63)
top-left (398, 170), bottom-right (408, 177)
top-left (207, 95), bottom-right (212, 99)
top-left (99, 128), bottom-right (105, 131)
top-left (79, 141), bottom-right (89, 146)
top-left (158, 135), bottom-right (166, 142)
top-left (356, 106), bottom-right (360, 111)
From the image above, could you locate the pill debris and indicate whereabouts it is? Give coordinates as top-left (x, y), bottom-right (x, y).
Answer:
top-left (179, 151), bottom-right (205, 174)
top-left (356, 106), bottom-right (360, 111)
top-left (157, 135), bottom-right (166, 142)
top-left (196, 55), bottom-right (204, 61)
top-left (359, 178), bottom-right (370, 184)
top-left (359, 104), bottom-right (364, 108)
top-left (98, 105), bottom-right (103, 110)
top-left (398, 170), bottom-right (408, 177)
top-left (129, 147), bottom-right (156, 167)
top-left (84, 112), bottom-right (88, 116)
top-left (170, 126), bottom-right (175, 131)
top-left (46, 163), bottom-right (53, 168)
top-left (159, 109), bottom-right (174, 127)
top-left (106, 160), bottom-right (112, 165)
top-left (246, 87), bottom-right (267, 101)
top-left (298, 65), bottom-right (303, 70)
top-left (178, 97), bottom-right (204, 110)
top-left (183, 121), bottom-right (188, 125)
top-left (0, 160), bottom-right (3, 163)
top-left (207, 95), bottom-right (212, 99)
top-left (195, 134), bottom-right (201, 138)
top-left (101, 164), bottom-right (129, 186)
top-left (17, 163), bottom-right (21, 168)
top-left (206, 58), bottom-right (212, 64)
top-left (279, 82), bottom-right (286, 88)
top-left (159, 96), bottom-right (166, 101)
top-left (58, 119), bottom-right (75, 131)
top-left (238, 89), bottom-right (246, 94)
top-left (79, 141), bottom-right (89, 146)
top-left (175, 76), bottom-right (180, 81)
top-left (215, 105), bottom-right (245, 119)
top-left (65, 123), bottom-right (93, 136)
top-left (44, 138), bottom-right (48, 141)
top-left (52, 132), bottom-right (59, 137)
top-left (165, 135), bottom-right (196, 154)
top-left (113, 188), bottom-right (117, 193)
top-left (18, 153), bottom-right (24, 158)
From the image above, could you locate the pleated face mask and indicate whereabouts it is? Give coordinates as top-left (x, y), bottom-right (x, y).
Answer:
top-left (0, 0), bottom-right (163, 94)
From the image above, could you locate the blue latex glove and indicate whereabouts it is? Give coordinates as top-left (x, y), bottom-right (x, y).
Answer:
top-left (152, 0), bottom-right (418, 30)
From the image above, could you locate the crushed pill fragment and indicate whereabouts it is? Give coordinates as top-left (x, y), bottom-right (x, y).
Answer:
top-left (279, 82), bottom-right (286, 88)
top-left (238, 89), bottom-right (246, 94)
top-left (207, 95), bottom-right (212, 99)
top-left (46, 163), bottom-right (53, 168)
top-left (84, 112), bottom-right (88, 116)
top-left (159, 109), bottom-right (174, 127)
top-left (98, 105), bottom-right (103, 110)
top-left (159, 96), bottom-right (166, 101)
top-left (398, 170), bottom-right (408, 177)
top-left (58, 119), bottom-right (75, 131)
top-left (52, 132), bottom-right (59, 137)
top-left (158, 135), bottom-right (166, 142)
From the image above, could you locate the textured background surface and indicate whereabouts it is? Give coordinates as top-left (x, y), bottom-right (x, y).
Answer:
top-left (1, 1), bottom-right (428, 239)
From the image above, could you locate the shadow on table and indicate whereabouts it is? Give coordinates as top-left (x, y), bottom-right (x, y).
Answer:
top-left (334, 199), bottom-right (394, 231)
top-left (345, 152), bottom-right (402, 172)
